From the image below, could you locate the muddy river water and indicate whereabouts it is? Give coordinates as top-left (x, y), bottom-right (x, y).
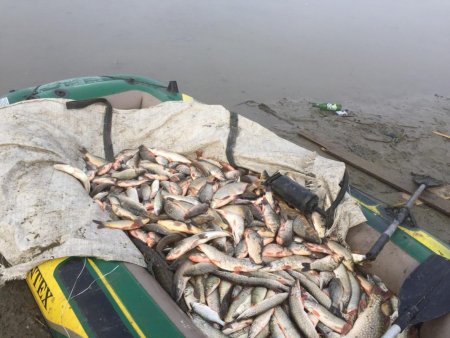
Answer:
top-left (1, 0), bottom-right (449, 106)
top-left (0, 1), bottom-right (449, 337)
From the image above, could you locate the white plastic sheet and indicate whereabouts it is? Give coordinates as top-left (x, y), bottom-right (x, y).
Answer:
top-left (0, 99), bottom-right (366, 284)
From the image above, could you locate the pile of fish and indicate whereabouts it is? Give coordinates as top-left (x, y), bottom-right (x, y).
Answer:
top-left (54, 146), bottom-right (396, 338)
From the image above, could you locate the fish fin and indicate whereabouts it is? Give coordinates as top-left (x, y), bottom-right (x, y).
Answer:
top-left (93, 220), bottom-right (105, 228)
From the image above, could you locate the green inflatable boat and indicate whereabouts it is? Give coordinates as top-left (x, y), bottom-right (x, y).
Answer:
top-left (0, 74), bottom-right (448, 338)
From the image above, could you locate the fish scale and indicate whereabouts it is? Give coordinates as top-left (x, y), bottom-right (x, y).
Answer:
top-left (82, 146), bottom-right (394, 338)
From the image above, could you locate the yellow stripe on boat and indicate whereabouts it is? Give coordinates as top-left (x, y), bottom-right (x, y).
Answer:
top-left (354, 198), bottom-right (382, 215)
top-left (26, 258), bottom-right (88, 337)
top-left (399, 226), bottom-right (450, 259)
top-left (182, 93), bottom-right (193, 101)
top-left (88, 258), bottom-right (145, 338)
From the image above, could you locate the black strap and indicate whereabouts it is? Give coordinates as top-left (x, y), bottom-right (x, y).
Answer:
top-left (25, 84), bottom-right (43, 100)
top-left (66, 98), bottom-right (114, 162)
top-left (226, 111), bottom-right (239, 168)
top-left (322, 170), bottom-right (349, 229)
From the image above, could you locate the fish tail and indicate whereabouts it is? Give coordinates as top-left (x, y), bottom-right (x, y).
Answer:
top-left (341, 322), bottom-right (352, 335)
top-left (301, 263), bottom-right (311, 271)
top-left (330, 305), bottom-right (341, 317)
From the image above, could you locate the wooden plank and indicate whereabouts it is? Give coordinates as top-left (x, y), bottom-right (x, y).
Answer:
top-left (433, 130), bottom-right (450, 140)
top-left (297, 129), bottom-right (450, 217)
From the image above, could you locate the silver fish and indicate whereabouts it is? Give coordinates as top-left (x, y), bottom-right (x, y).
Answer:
top-left (111, 203), bottom-right (140, 221)
top-left (346, 272), bottom-right (361, 323)
top-left (166, 231), bottom-right (230, 260)
top-left (245, 229), bottom-right (263, 264)
top-left (262, 243), bottom-right (293, 258)
top-left (329, 278), bottom-right (345, 314)
top-left (251, 287), bottom-right (268, 306)
top-left (288, 242), bottom-right (311, 256)
top-left (163, 193), bottom-right (201, 205)
top-left (115, 194), bottom-right (148, 217)
top-left (245, 271), bottom-right (293, 286)
top-left (334, 263), bottom-right (352, 311)
top-left (155, 155), bottom-right (168, 166)
top-left (198, 182), bottom-right (215, 203)
top-left (54, 164), bottom-right (90, 191)
top-left (183, 283), bottom-right (198, 310)
top-left (253, 325), bottom-right (270, 338)
top-left (225, 170), bottom-right (242, 180)
top-left (229, 326), bottom-right (250, 338)
top-left (235, 239), bottom-right (249, 259)
top-left (237, 292), bottom-right (289, 320)
top-left (343, 294), bottom-right (387, 338)
top-left (215, 209), bottom-right (244, 245)
top-left (270, 315), bottom-right (285, 338)
top-left (303, 294), bottom-right (350, 334)
top-left (222, 320), bottom-right (253, 335)
top-left (172, 259), bottom-right (193, 302)
top-left (260, 255), bottom-right (312, 272)
top-left (303, 254), bottom-right (343, 272)
top-left (194, 275), bottom-right (206, 304)
top-left (213, 270), bottom-right (289, 292)
top-left (311, 211), bottom-right (326, 238)
top-left (140, 161), bottom-right (173, 177)
top-left (111, 168), bottom-right (145, 180)
top-left (219, 280), bottom-right (233, 303)
top-left (126, 187), bottom-right (140, 203)
top-left (161, 180), bottom-right (183, 195)
top-left (262, 199), bottom-right (280, 233)
top-left (141, 183), bottom-right (151, 202)
top-left (273, 306), bottom-right (302, 338)
top-left (289, 280), bottom-right (320, 338)
top-left (276, 219), bottom-right (293, 246)
top-left (292, 214), bottom-right (321, 244)
top-left (206, 288), bottom-right (221, 314)
top-left (192, 302), bottom-right (225, 326)
top-left (192, 314), bottom-right (228, 338)
top-left (164, 199), bottom-right (190, 220)
top-left (199, 244), bottom-right (262, 272)
top-left (137, 145), bottom-right (156, 163)
top-left (248, 308), bottom-right (274, 338)
top-left (198, 160), bottom-right (226, 181)
top-left (153, 190), bottom-right (164, 216)
top-left (157, 220), bottom-right (202, 234)
top-left (81, 148), bottom-right (108, 167)
top-left (148, 148), bottom-right (191, 164)
top-left (211, 182), bottom-right (248, 208)
top-left (184, 203), bottom-right (209, 220)
top-left (289, 270), bottom-right (332, 309)
top-left (319, 271), bottom-right (335, 289)
top-left (184, 263), bottom-right (218, 276)
top-left (205, 275), bottom-right (221, 296)
top-left (225, 287), bottom-right (253, 322)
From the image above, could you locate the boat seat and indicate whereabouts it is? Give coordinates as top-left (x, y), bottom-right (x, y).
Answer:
top-left (102, 90), bottom-right (162, 110)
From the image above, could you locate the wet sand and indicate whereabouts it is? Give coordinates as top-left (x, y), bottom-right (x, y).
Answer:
top-left (1, 1), bottom-right (449, 336)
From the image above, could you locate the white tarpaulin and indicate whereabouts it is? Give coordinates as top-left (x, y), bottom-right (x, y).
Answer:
top-left (0, 99), bottom-right (366, 284)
